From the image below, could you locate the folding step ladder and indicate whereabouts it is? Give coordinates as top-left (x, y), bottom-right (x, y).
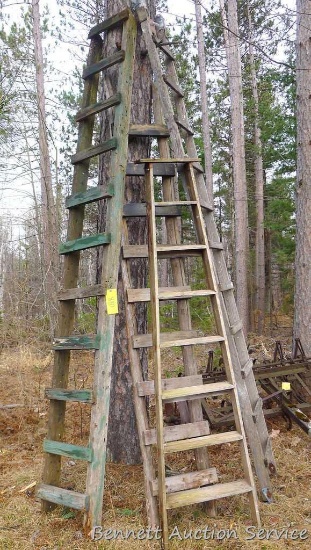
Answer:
top-left (136, 5), bottom-right (276, 497)
top-left (37, 8), bottom-right (137, 529)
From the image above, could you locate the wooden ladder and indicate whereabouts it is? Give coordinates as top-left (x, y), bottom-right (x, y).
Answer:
top-left (138, 158), bottom-right (260, 547)
top-left (136, 4), bottom-right (276, 498)
top-left (38, 8), bottom-right (137, 529)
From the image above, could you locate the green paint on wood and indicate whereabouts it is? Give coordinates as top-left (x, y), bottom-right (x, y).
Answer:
top-left (43, 440), bottom-right (93, 461)
top-left (59, 233), bottom-right (111, 254)
top-left (83, 51), bottom-right (125, 80)
top-left (37, 484), bottom-right (89, 511)
top-left (53, 335), bottom-right (101, 350)
top-left (66, 184), bottom-right (114, 208)
top-left (71, 138), bottom-right (117, 165)
top-left (75, 93), bottom-right (122, 122)
top-left (45, 388), bottom-right (93, 403)
top-left (88, 8), bottom-right (130, 38)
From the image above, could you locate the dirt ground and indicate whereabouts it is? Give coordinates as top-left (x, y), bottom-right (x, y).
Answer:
top-left (0, 342), bottom-right (310, 549)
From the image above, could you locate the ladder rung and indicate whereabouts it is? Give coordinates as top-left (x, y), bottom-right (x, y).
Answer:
top-left (241, 359), bottom-right (253, 378)
top-left (133, 330), bottom-right (200, 349)
top-left (82, 50), bottom-right (125, 79)
top-left (88, 8), bottom-right (130, 38)
top-left (219, 281), bottom-right (234, 292)
top-left (164, 430), bottom-right (243, 454)
top-left (137, 157), bottom-right (199, 164)
top-left (144, 420), bottom-right (210, 446)
top-left (160, 334), bottom-right (225, 350)
top-left (154, 201), bottom-right (197, 207)
top-left (166, 479), bottom-right (252, 509)
top-left (200, 200), bottom-right (214, 212)
top-left (193, 162), bottom-right (204, 173)
top-left (126, 162), bottom-right (176, 176)
top-left (154, 37), bottom-right (175, 61)
top-left (209, 240), bottom-right (224, 250)
top-left (163, 74), bottom-right (184, 97)
top-left (137, 374), bottom-right (203, 397)
top-left (75, 93), bottom-right (122, 122)
top-left (37, 484), bottom-right (89, 511)
top-left (53, 335), bottom-right (101, 350)
top-left (45, 388), bottom-right (93, 403)
top-left (127, 287), bottom-right (216, 303)
top-left (65, 185), bottom-right (114, 208)
top-left (123, 203), bottom-right (181, 217)
top-left (162, 381), bottom-right (234, 402)
top-left (43, 440), bottom-right (93, 461)
top-left (152, 467), bottom-right (218, 496)
top-left (175, 118), bottom-right (194, 135)
top-left (230, 321), bottom-right (243, 335)
top-left (59, 233), bottom-right (111, 254)
top-left (122, 244), bottom-right (205, 259)
top-left (71, 137), bottom-right (117, 164)
top-left (58, 284), bottom-right (105, 300)
top-left (129, 124), bottom-right (170, 137)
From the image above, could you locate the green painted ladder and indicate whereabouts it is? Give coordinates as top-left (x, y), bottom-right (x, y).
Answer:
top-left (37, 8), bottom-right (137, 529)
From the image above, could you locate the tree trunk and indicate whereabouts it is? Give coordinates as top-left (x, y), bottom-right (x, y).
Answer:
top-left (294, 0), bottom-right (311, 355)
top-left (31, 0), bottom-right (59, 332)
top-left (247, 2), bottom-right (265, 334)
top-left (220, 0), bottom-right (249, 334)
top-left (97, 0), bottom-right (154, 464)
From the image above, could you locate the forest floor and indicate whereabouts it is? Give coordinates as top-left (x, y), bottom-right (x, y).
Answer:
top-left (1, 325), bottom-right (310, 549)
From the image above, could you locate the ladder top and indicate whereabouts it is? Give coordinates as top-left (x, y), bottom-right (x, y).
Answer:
top-left (88, 8), bottom-right (131, 39)
top-left (136, 157), bottom-right (200, 164)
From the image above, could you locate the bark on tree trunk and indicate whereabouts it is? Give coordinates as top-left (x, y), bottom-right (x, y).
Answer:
top-left (247, 2), bottom-right (265, 335)
top-left (32, 0), bottom-right (59, 332)
top-left (220, 0), bottom-right (249, 334)
top-left (294, 1), bottom-right (311, 356)
top-left (97, 0), bottom-right (154, 464)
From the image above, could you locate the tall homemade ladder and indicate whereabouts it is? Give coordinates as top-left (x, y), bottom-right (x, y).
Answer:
top-left (38, 8), bottom-right (137, 529)
top-left (143, 158), bottom-right (260, 547)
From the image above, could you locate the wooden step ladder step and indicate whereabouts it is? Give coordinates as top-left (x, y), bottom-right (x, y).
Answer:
top-left (58, 284), bottom-right (105, 301)
top-left (166, 479), bottom-right (253, 509)
top-left (164, 430), bottom-right (243, 453)
top-left (154, 200), bottom-right (197, 207)
top-left (75, 93), bottom-right (122, 122)
top-left (127, 287), bottom-right (216, 303)
top-left (175, 118), bottom-right (194, 135)
top-left (162, 381), bottom-right (234, 403)
top-left (66, 184), bottom-right (114, 208)
top-left (137, 157), bottom-right (199, 164)
top-left (123, 203), bottom-right (181, 217)
top-left (154, 36), bottom-right (175, 61)
top-left (129, 124), bottom-right (170, 137)
top-left (45, 388), bottom-right (93, 403)
top-left (88, 8), bottom-right (130, 38)
top-left (37, 484), bottom-right (89, 511)
top-left (133, 332), bottom-right (224, 349)
top-left (163, 74), bottom-right (184, 97)
top-left (83, 50), bottom-right (125, 79)
top-left (122, 244), bottom-right (206, 259)
top-left (143, 420), bottom-right (210, 446)
top-left (160, 334), bottom-right (225, 349)
top-left (43, 440), bottom-right (93, 461)
top-left (71, 137), bottom-right (117, 164)
top-left (53, 335), bottom-right (101, 350)
top-left (137, 374), bottom-right (203, 397)
top-left (59, 233), bottom-right (111, 254)
top-left (152, 467), bottom-right (218, 496)
top-left (126, 162), bottom-right (176, 176)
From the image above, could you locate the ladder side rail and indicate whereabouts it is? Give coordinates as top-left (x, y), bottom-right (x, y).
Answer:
top-left (85, 13), bottom-right (137, 529)
top-left (41, 36), bottom-right (103, 511)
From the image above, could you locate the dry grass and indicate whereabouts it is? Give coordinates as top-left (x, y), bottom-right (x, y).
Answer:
top-left (0, 344), bottom-right (310, 549)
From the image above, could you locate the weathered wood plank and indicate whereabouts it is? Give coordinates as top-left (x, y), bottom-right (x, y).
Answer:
top-left (152, 468), bottom-right (218, 496)
top-left (88, 8), bottom-right (130, 38)
top-left (58, 284), bottom-right (105, 301)
top-left (160, 334), bottom-right (225, 350)
top-left (45, 388), bottom-right (93, 403)
top-left (162, 381), bottom-right (234, 402)
top-left (43, 440), bottom-right (93, 461)
top-left (75, 93), bottom-right (122, 122)
top-left (175, 118), bottom-right (194, 135)
top-left (163, 74), bottom-right (184, 97)
top-left (83, 51), bottom-right (125, 79)
top-left (126, 162), bottom-right (175, 176)
top-left (127, 287), bottom-right (215, 303)
top-left (209, 240), bottom-right (224, 250)
top-left (37, 484), bottom-right (89, 511)
top-left (122, 244), bottom-right (205, 259)
top-left (154, 200), bottom-right (196, 206)
top-left (123, 203), bottom-right (181, 217)
top-left (133, 330), bottom-right (200, 349)
top-left (66, 184), bottom-right (114, 208)
top-left (137, 157), bottom-right (199, 163)
top-left (144, 420), bottom-right (210, 446)
top-left (129, 124), bottom-right (170, 137)
top-left (137, 374), bottom-right (203, 397)
top-left (164, 431), bottom-right (243, 454)
top-left (166, 480), bottom-right (252, 509)
top-left (59, 233), bottom-right (111, 254)
top-left (53, 335), bottom-right (101, 350)
top-left (71, 137), bottom-right (117, 165)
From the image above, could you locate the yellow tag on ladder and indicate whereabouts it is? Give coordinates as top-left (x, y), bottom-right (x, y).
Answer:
top-left (282, 382), bottom-right (291, 390)
top-left (106, 289), bottom-right (118, 314)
